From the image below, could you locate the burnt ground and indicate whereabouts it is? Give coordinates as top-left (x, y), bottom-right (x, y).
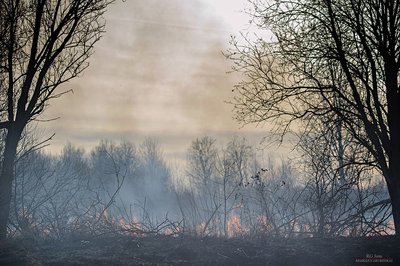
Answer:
top-left (0, 234), bottom-right (399, 266)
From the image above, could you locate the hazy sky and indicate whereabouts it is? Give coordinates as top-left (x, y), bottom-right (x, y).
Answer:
top-left (40, 0), bottom-right (272, 162)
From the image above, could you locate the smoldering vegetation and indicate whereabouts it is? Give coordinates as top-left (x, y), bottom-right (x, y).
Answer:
top-left (7, 135), bottom-right (393, 241)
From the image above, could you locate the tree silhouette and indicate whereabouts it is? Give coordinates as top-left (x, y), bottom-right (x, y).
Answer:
top-left (0, 0), bottom-right (113, 238)
top-left (227, 0), bottom-right (400, 234)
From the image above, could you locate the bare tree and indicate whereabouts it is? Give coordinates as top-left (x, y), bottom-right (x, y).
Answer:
top-left (298, 124), bottom-right (391, 237)
top-left (227, 0), bottom-right (400, 234)
top-left (185, 136), bottom-right (219, 235)
top-left (10, 144), bottom-right (92, 239)
top-left (183, 136), bottom-right (255, 237)
top-left (136, 138), bottom-right (174, 217)
top-left (219, 136), bottom-right (252, 237)
top-left (241, 159), bottom-right (302, 237)
top-left (0, 0), bottom-right (113, 238)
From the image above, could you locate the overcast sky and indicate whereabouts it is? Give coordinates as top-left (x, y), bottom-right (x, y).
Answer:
top-left (40, 0), bottom-right (276, 163)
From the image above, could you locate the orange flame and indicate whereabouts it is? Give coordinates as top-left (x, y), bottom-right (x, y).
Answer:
top-left (196, 222), bottom-right (207, 236)
top-left (227, 214), bottom-right (248, 237)
top-left (257, 215), bottom-right (273, 232)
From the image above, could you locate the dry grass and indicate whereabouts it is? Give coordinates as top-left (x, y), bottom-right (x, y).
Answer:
top-left (1, 234), bottom-right (399, 265)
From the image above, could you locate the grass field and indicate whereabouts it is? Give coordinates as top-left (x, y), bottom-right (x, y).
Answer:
top-left (1, 235), bottom-right (399, 265)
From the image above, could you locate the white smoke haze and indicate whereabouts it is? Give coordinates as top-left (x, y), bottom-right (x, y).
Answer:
top-left (11, 0), bottom-right (391, 241)
top-left (10, 128), bottom-right (392, 240)
top-left (38, 0), bottom-right (269, 163)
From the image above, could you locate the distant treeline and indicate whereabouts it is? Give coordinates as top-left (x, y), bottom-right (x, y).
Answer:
top-left (8, 136), bottom-right (392, 239)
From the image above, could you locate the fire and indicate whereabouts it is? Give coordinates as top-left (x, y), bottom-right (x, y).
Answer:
top-left (164, 226), bottom-right (183, 236)
top-left (386, 219), bottom-right (396, 235)
top-left (118, 218), bottom-right (130, 230)
top-left (226, 214), bottom-right (248, 237)
top-left (366, 219), bottom-right (395, 236)
top-left (101, 210), bottom-right (110, 221)
top-left (196, 222), bottom-right (207, 236)
top-left (101, 215), bottom-right (145, 236)
top-left (258, 215), bottom-right (273, 232)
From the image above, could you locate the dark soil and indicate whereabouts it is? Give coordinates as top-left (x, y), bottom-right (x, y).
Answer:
top-left (0, 235), bottom-right (399, 266)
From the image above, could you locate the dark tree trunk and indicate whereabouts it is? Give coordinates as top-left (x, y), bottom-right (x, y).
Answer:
top-left (0, 124), bottom-right (23, 239)
top-left (387, 167), bottom-right (400, 236)
top-left (385, 58), bottom-right (400, 235)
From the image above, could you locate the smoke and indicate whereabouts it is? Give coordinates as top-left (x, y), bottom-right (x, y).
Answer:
top-left (40, 0), bottom-right (266, 162)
